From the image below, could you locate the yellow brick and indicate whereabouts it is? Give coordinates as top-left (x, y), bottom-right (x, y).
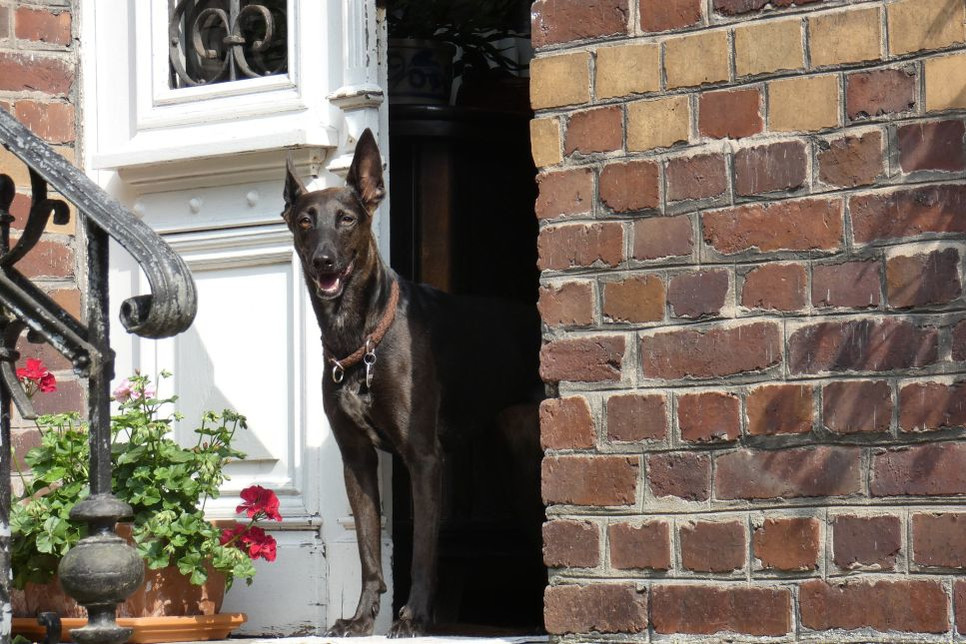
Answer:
top-left (665, 30), bottom-right (730, 89)
top-left (46, 195), bottom-right (77, 236)
top-left (768, 75), bottom-right (840, 133)
top-left (531, 53), bottom-right (591, 110)
top-left (52, 144), bottom-right (76, 166)
top-left (530, 117), bottom-right (562, 167)
top-left (925, 51), bottom-right (966, 111)
top-left (0, 144), bottom-right (77, 234)
top-left (888, 0), bottom-right (966, 56)
top-left (627, 95), bottom-right (690, 151)
top-left (49, 288), bottom-right (81, 319)
top-left (809, 7), bottom-right (882, 68)
top-left (0, 146), bottom-right (31, 187)
top-left (44, 147), bottom-right (76, 234)
top-left (734, 19), bottom-right (803, 78)
top-left (596, 43), bottom-right (661, 100)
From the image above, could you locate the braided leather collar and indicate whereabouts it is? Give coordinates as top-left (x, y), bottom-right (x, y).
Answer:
top-left (325, 279), bottom-right (399, 384)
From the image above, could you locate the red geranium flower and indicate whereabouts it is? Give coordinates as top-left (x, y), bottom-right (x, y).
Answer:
top-left (236, 485), bottom-right (282, 522)
top-left (220, 525), bottom-right (247, 546)
top-left (38, 373), bottom-right (56, 392)
top-left (17, 358), bottom-right (56, 396)
top-left (220, 524), bottom-right (277, 562)
top-left (17, 358), bottom-right (47, 381)
top-left (221, 486), bottom-right (282, 564)
top-left (242, 526), bottom-right (277, 562)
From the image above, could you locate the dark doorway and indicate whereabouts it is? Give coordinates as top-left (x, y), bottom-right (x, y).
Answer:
top-left (387, 75), bottom-right (544, 635)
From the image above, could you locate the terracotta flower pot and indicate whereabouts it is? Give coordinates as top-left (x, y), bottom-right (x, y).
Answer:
top-left (13, 524), bottom-right (244, 642)
top-left (124, 566), bottom-right (226, 617)
top-left (14, 522), bottom-right (225, 617)
top-left (13, 566), bottom-right (225, 619)
top-left (12, 568), bottom-right (243, 643)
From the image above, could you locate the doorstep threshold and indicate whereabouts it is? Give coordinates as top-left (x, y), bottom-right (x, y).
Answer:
top-left (210, 637), bottom-right (548, 644)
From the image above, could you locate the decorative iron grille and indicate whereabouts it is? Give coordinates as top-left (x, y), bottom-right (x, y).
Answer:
top-left (0, 107), bottom-right (197, 644)
top-left (169, 0), bottom-right (288, 88)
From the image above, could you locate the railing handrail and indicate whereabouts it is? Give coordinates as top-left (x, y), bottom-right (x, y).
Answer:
top-left (0, 106), bottom-right (199, 644)
top-left (0, 107), bottom-right (197, 340)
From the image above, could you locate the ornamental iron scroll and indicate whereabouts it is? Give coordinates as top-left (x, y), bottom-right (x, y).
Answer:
top-left (169, 0), bottom-right (288, 88)
top-left (0, 107), bottom-right (198, 644)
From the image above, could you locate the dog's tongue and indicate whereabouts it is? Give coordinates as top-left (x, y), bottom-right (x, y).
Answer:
top-left (318, 273), bottom-right (341, 294)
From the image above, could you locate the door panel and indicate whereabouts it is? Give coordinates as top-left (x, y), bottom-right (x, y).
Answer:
top-left (174, 263), bottom-right (295, 482)
top-left (143, 226), bottom-right (317, 521)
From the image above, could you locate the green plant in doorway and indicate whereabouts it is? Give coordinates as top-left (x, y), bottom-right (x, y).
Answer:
top-left (387, 0), bottom-right (532, 77)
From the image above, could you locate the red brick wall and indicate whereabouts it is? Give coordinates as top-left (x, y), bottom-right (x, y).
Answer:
top-left (0, 0), bottom-right (84, 455)
top-left (531, 0), bottom-right (966, 639)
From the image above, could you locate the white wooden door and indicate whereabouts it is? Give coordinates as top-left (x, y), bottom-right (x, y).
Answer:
top-left (81, 0), bottom-right (393, 635)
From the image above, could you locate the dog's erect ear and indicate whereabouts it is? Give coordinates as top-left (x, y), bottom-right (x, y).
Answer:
top-left (283, 155), bottom-right (307, 219)
top-left (346, 129), bottom-right (385, 213)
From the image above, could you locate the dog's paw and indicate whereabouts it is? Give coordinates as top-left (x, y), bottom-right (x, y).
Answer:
top-left (387, 606), bottom-right (428, 638)
top-left (387, 619), bottom-right (423, 638)
top-left (325, 617), bottom-right (374, 637)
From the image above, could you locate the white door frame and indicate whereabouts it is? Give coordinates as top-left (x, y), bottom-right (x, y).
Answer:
top-left (79, 0), bottom-right (393, 634)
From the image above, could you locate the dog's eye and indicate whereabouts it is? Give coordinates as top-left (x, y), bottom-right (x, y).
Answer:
top-left (297, 216), bottom-right (312, 230)
top-left (339, 213), bottom-right (356, 225)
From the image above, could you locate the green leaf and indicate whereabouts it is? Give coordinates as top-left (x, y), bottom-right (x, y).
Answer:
top-left (35, 533), bottom-right (55, 554)
top-left (189, 567), bottom-right (208, 586)
top-left (116, 446), bottom-right (146, 465)
top-left (140, 487), bottom-right (162, 506)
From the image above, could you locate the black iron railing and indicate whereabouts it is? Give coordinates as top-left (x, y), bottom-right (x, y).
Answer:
top-left (0, 107), bottom-right (198, 644)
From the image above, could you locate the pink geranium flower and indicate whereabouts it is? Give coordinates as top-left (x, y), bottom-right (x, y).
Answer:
top-left (113, 379), bottom-right (133, 402)
top-left (113, 378), bottom-right (156, 402)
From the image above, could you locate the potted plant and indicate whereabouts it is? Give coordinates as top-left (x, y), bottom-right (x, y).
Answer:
top-left (10, 364), bottom-right (280, 642)
top-left (386, 0), bottom-right (532, 105)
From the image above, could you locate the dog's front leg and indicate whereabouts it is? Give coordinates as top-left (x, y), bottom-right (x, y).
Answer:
top-left (326, 433), bottom-right (386, 637)
top-left (389, 448), bottom-right (442, 638)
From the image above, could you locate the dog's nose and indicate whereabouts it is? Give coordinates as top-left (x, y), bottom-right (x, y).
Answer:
top-left (314, 253), bottom-right (336, 272)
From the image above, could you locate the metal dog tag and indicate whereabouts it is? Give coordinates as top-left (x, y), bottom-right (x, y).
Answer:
top-left (364, 339), bottom-right (377, 389)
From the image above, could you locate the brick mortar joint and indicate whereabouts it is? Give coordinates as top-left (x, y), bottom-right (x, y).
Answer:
top-left (550, 499), bottom-right (966, 514)
top-left (0, 43), bottom-right (74, 56)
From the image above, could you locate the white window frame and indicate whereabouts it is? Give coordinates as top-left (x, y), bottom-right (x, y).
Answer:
top-left (144, 1), bottom-right (297, 112)
top-left (89, 0), bottom-right (346, 170)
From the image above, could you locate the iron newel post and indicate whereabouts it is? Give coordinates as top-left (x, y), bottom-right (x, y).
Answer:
top-left (0, 107), bottom-right (198, 644)
top-left (54, 222), bottom-right (140, 644)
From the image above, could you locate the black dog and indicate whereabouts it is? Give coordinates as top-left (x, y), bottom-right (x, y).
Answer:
top-left (283, 130), bottom-right (541, 637)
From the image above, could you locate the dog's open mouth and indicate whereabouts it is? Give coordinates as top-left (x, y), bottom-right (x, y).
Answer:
top-left (316, 262), bottom-right (353, 299)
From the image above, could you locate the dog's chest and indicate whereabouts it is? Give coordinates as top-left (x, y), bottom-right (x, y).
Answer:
top-left (335, 380), bottom-right (389, 449)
